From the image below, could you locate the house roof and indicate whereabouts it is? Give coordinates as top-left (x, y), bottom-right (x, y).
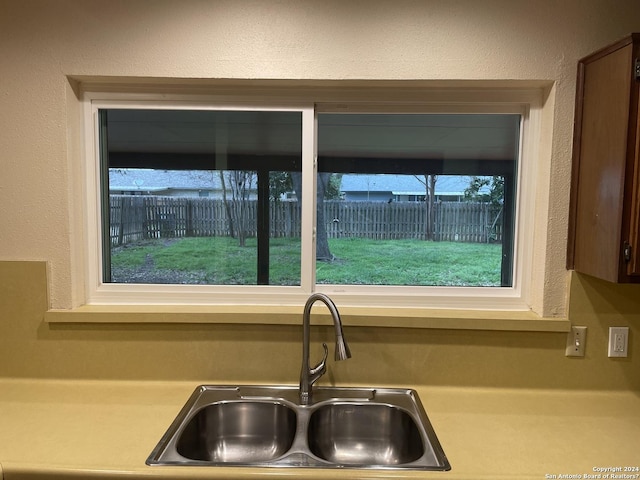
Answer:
top-left (109, 169), bottom-right (227, 192)
top-left (109, 169), bottom-right (488, 198)
top-left (340, 174), bottom-right (489, 196)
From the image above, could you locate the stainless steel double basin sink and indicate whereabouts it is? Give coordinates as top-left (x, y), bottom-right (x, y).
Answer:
top-left (147, 385), bottom-right (450, 471)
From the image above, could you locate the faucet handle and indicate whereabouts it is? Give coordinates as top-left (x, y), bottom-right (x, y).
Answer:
top-left (309, 343), bottom-right (328, 380)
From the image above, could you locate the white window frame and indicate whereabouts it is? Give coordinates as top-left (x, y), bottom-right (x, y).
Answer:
top-left (81, 89), bottom-right (542, 314)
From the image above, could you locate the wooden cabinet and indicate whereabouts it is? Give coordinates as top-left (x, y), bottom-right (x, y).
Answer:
top-left (568, 34), bottom-right (640, 283)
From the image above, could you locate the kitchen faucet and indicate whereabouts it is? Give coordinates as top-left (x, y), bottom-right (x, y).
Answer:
top-left (299, 293), bottom-right (351, 405)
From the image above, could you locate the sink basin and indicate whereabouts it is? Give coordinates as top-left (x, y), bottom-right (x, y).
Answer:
top-left (308, 403), bottom-right (424, 465)
top-left (176, 401), bottom-right (297, 462)
top-left (147, 385), bottom-right (450, 471)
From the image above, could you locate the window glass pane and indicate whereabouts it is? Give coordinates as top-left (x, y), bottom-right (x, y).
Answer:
top-left (317, 113), bottom-right (519, 287)
top-left (101, 109), bottom-right (302, 286)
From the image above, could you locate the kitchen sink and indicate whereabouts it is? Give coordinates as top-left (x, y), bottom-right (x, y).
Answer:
top-left (147, 385), bottom-right (450, 470)
top-left (176, 401), bottom-right (297, 463)
top-left (308, 402), bottom-right (424, 465)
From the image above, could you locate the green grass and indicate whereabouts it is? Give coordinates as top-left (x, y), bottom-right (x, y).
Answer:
top-left (316, 238), bottom-right (501, 286)
top-left (111, 237), bottom-right (301, 285)
top-left (111, 236), bottom-right (501, 286)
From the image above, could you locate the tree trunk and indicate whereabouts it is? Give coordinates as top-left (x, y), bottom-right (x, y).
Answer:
top-left (228, 171), bottom-right (253, 247)
top-left (422, 174), bottom-right (437, 241)
top-left (428, 174), bottom-right (437, 241)
top-left (219, 171), bottom-right (235, 239)
top-left (291, 172), bottom-right (333, 261)
top-left (315, 173), bottom-right (333, 260)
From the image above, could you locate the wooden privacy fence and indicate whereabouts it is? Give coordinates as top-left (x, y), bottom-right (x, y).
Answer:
top-left (325, 201), bottom-right (503, 243)
top-left (109, 196), bottom-right (502, 246)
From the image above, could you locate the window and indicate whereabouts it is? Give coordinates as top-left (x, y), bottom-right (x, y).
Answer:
top-left (316, 113), bottom-right (519, 288)
top-left (83, 90), bottom-right (539, 312)
top-left (100, 108), bottom-right (303, 286)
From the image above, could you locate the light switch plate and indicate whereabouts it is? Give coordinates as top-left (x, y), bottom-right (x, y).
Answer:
top-left (565, 326), bottom-right (587, 357)
top-left (608, 327), bottom-right (629, 358)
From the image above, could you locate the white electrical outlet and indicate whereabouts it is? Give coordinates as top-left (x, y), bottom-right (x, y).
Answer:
top-left (566, 326), bottom-right (587, 357)
top-left (608, 327), bottom-right (629, 358)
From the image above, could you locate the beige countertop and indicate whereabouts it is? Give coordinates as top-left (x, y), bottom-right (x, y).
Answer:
top-left (0, 379), bottom-right (639, 480)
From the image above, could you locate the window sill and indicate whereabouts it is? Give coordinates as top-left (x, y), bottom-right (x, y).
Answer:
top-left (45, 305), bottom-right (570, 332)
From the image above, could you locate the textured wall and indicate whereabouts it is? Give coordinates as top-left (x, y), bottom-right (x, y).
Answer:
top-left (2, 261), bottom-right (640, 391)
top-left (1, 0), bottom-right (640, 309)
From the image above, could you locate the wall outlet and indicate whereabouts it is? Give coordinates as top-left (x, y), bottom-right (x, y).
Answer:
top-left (608, 327), bottom-right (629, 358)
top-left (565, 326), bottom-right (587, 357)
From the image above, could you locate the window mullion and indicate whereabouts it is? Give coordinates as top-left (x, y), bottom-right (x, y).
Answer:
top-left (299, 107), bottom-right (317, 292)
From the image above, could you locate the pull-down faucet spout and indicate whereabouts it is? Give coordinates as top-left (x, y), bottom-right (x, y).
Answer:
top-left (299, 293), bottom-right (351, 405)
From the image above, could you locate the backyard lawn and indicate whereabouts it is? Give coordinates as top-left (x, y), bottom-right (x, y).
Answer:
top-left (110, 236), bottom-right (502, 287)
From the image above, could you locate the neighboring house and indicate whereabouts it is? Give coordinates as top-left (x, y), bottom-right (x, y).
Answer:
top-left (339, 174), bottom-right (489, 202)
top-left (109, 169), bottom-right (257, 199)
top-left (110, 170), bottom-right (488, 203)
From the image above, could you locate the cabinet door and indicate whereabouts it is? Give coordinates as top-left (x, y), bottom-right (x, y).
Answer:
top-left (572, 42), bottom-right (634, 282)
top-left (628, 87), bottom-right (640, 276)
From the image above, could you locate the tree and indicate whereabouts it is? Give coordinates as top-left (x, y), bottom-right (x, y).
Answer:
top-left (218, 171), bottom-right (235, 238)
top-left (269, 171), bottom-right (293, 202)
top-left (414, 174), bottom-right (438, 241)
top-left (465, 176), bottom-right (504, 243)
top-left (227, 171), bottom-right (255, 247)
top-left (291, 172), bottom-right (334, 261)
top-left (325, 173), bottom-right (343, 200)
top-left (464, 176), bottom-right (504, 206)
top-left (187, 169), bottom-right (239, 239)
top-left (216, 170), bottom-right (255, 247)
